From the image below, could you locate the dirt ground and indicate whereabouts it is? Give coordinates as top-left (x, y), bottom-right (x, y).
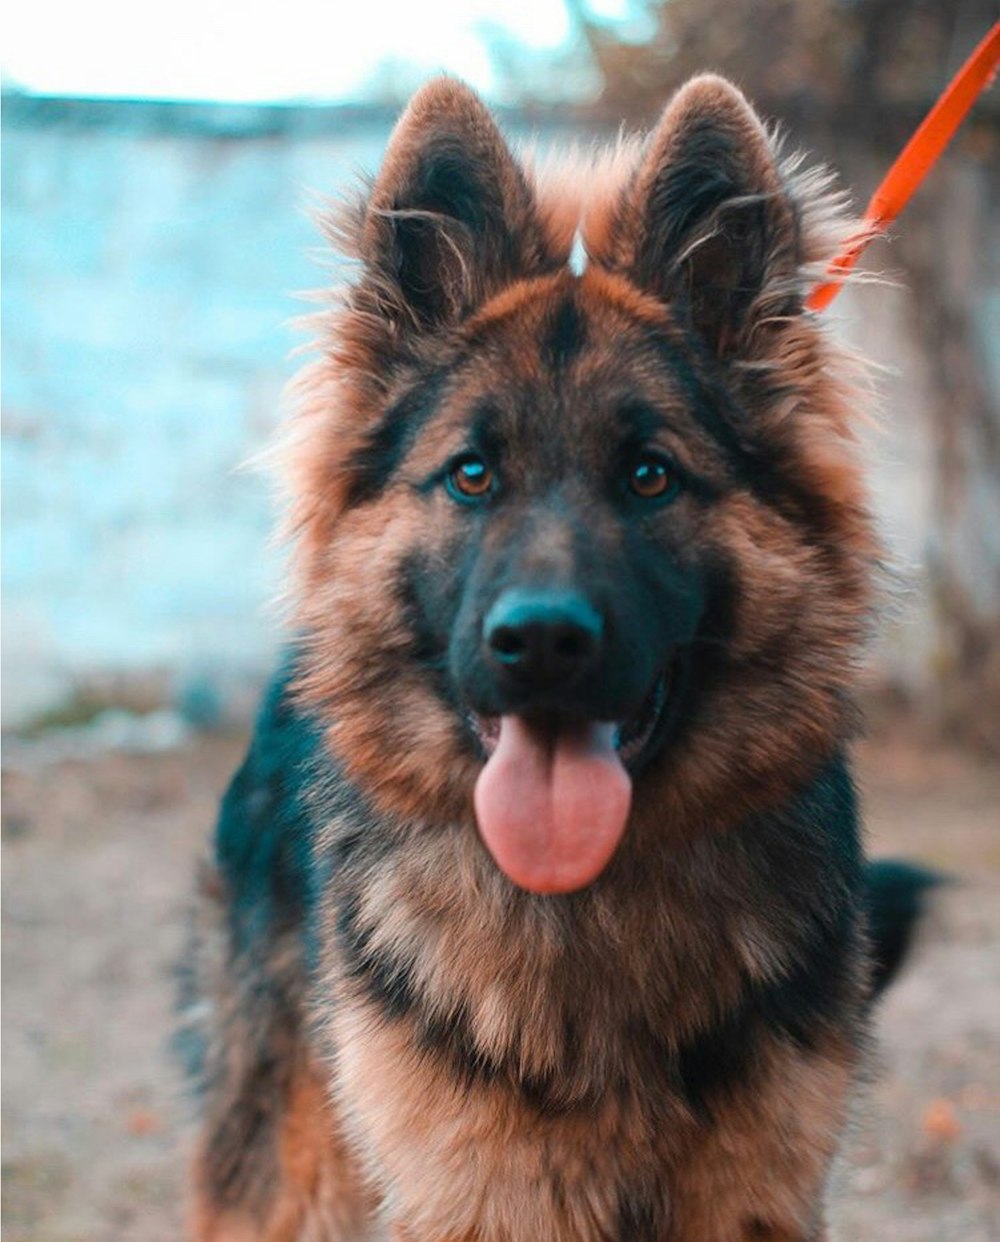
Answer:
top-left (3, 728), bottom-right (998, 1241)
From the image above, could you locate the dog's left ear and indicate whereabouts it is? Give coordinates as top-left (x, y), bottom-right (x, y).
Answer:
top-left (609, 75), bottom-right (799, 357)
top-left (360, 77), bottom-right (554, 334)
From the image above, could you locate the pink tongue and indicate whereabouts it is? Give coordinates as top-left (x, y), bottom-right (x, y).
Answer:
top-left (474, 716), bottom-right (632, 894)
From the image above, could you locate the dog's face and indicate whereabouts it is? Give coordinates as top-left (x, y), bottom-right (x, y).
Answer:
top-left (286, 76), bottom-right (875, 892)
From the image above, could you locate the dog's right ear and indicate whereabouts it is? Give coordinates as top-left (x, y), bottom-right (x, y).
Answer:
top-left (359, 78), bottom-right (554, 334)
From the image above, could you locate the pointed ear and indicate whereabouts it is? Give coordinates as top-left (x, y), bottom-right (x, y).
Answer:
top-left (360, 78), bottom-right (554, 333)
top-left (611, 75), bottom-right (799, 356)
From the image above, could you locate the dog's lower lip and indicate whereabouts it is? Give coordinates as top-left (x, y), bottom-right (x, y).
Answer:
top-left (614, 669), bottom-right (670, 766)
top-left (468, 662), bottom-right (674, 770)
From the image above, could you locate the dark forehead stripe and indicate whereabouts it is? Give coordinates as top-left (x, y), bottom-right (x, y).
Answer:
top-left (345, 369), bottom-right (450, 506)
top-left (543, 295), bottom-right (586, 372)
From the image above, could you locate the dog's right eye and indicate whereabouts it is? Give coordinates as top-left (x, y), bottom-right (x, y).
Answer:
top-left (627, 452), bottom-right (681, 503)
top-left (446, 454), bottom-right (495, 503)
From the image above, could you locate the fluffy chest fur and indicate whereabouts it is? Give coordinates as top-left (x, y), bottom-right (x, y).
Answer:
top-left (314, 747), bottom-right (865, 1115)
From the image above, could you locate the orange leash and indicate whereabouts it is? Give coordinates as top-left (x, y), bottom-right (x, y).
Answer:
top-left (808, 19), bottom-right (1000, 313)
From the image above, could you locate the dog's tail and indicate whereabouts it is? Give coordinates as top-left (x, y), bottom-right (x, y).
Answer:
top-left (864, 859), bottom-right (945, 997)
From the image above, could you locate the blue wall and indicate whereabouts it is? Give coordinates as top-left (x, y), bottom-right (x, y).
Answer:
top-left (2, 99), bottom-right (396, 724)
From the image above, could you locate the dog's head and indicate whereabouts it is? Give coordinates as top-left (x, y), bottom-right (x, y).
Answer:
top-left (283, 76), bottom-right (876, 893)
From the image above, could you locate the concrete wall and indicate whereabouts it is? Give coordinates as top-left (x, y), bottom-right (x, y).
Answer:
top-left (2, 95), bottom-right (993, 727)
top-left (2, 98), bottom-right (397, 725)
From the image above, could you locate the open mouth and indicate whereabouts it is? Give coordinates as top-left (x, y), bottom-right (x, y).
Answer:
top-left (468, 658), bottom-right (677, 773)
top-left (466, 656), bottom-right (682, 895)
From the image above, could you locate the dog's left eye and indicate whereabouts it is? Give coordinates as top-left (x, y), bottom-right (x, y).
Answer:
top-left (628, 453), bottom-right (680, 502)
top-left (446, 454), bottom-right (495, 502)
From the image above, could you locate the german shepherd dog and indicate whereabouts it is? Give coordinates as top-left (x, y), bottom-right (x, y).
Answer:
top-left (180, 75), bottom-right (938, 1241)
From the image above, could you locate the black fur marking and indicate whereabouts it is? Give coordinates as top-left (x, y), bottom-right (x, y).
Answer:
top-left (672, 902), bottom-right (856, 1119)
top-left (615, 1189), bottom-right (662, 1242)
top-left (337, 888), bottom-right (422, 1023)
top-left (418, 1004), bottom-right (503, 1089)
top-left (544, 296), bottom-right (586, 371)
top-left (615, 398), bottom-right (666, 444)
top-left (214, 655), bottom-right (323, 954)
top-left (865, 860), bottom-right (943, 995)
top-left (191, 660), bottom-right (325, 1208)
top-left (467, 399), bottom-right (507, 467)
top-left (200, 985), bottom-right (303, 1211)
top-left (673, 756), bottom-right (863, 1117)
top-left (334, 882), bottom-right (590, 1112)
top-left (670, 554), bottom-right (740, 764)
top-left (334, 893), bottom-right (525, 1094)
top-left (346, 370), bottom-right (449, 506)
top-left (202, 1071), bottom-right (283, 1211)
top-left (398, 553), bottom-right (456, 681)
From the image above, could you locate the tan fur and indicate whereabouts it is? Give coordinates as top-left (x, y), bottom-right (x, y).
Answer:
top-left (191, 1073), bottom-right (373, 1242)
top-left (185, 877), bottom-right (374, 1241)
top-left (190, 74), bottom-right (883, 1241)
top-left (327, 996), bottom-right (854, 1241)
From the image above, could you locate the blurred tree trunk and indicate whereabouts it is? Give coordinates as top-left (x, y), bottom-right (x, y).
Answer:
top-left (563, 0), bottom-right (1000, 750)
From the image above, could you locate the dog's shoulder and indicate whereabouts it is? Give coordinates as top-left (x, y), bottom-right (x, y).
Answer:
top-left (215, 649), bottom-right (324, 948)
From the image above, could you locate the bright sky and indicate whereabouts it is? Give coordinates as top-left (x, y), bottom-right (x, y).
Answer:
top-left (2, 0), bottom-right (630, 102)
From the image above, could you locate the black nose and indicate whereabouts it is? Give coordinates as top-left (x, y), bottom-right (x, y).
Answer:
top-left (483, 589), bottom-right (603, 689)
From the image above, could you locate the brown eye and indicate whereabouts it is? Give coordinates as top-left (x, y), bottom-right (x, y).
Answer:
top-left (629, 454), bottom-right (679, 501)
top-left (447, 455), bottom-right (494, 502)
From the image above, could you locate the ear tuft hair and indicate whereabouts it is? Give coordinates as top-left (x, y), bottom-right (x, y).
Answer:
top-left (602, 74), bottom-right (801, 357)
top-left (357, 77), bottom-right (557, 334)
